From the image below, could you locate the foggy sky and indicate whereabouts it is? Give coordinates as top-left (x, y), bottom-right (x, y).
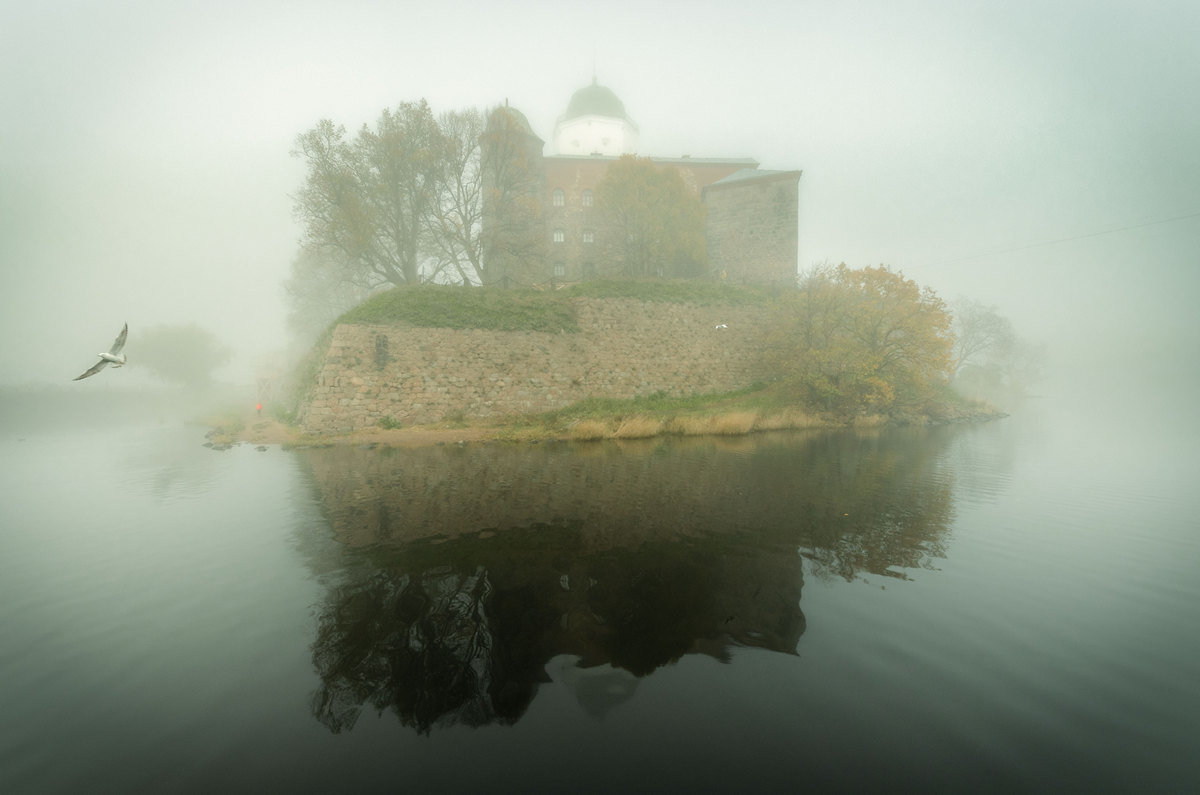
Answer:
top-left (2, 0), bottom-right (1197, 391)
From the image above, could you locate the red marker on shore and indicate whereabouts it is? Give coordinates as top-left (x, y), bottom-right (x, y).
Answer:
top-left (256, 402), bottom-right (262, 416)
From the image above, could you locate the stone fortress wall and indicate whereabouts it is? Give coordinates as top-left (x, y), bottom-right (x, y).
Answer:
top-left (298, 297), bottom-right (774, 435)
top-left (703, 171), bottom-right (801, 286)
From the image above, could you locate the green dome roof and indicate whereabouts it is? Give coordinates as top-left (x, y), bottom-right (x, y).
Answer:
top-left (564, 80), bottom-right (629, 121)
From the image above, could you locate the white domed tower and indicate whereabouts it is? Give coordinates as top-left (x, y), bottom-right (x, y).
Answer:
top-left (552, 78), bottom-right (639, 156)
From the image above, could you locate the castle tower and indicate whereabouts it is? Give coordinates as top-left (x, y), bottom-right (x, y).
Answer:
top-left (481, 104), bottom-right (548, 287)
top-left (552, 79), bottom-right (639, 156)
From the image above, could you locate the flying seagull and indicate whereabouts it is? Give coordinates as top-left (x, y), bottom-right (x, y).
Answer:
top-left (73, 323), bottom-right (128, 381)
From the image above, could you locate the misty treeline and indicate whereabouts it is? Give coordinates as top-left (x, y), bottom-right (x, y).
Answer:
top-left (949, 297), bottom-right (1044, 403)
top-left (136, 324), bottom-right (232, 388)
top-left (285, 100), bottom-right (707, 344)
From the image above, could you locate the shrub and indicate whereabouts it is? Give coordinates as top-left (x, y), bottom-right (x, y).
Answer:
top-left (763, 264), bottom-right (952, 417)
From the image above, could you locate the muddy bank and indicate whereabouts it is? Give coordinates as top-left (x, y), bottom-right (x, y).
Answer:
top-left (208, 400), bottom-right (1005, 451)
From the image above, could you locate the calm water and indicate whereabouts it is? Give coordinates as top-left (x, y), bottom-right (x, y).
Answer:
top-left (1, 390), bottom-right (1197, 792)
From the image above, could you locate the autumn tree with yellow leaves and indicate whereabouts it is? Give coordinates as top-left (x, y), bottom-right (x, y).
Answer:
top-left (765, 264), bottom-right (954, 416)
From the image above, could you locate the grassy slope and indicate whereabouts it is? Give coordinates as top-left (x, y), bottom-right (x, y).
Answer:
top-left (338, 284), bottom-right (580, 332)
top-left (336, 280), bottom-right (776, 330)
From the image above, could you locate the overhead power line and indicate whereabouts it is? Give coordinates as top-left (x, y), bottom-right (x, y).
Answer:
top-left (922, 208), bottom-right (1200, 269)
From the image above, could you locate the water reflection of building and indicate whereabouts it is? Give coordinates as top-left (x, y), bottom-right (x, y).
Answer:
top-left (298, 428), bottom-right (956, 734)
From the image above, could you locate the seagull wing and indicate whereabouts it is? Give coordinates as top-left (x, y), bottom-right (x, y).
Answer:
top-left (73, 359), bottom-right (110, 381)
top-left (109, 323), bottom-right (128, 355)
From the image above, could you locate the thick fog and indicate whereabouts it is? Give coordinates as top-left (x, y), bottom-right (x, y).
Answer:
top-left (2, 0), bottom-right (1196, 405)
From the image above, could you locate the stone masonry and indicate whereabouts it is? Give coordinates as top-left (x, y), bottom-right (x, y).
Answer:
top-left (703, 170), bottom-right (802, 287)
top-left (298, 297), bottom-right (773, 435)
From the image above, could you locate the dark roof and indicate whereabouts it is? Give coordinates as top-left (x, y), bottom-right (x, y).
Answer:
top-left (543, 154), bottom-right (759, 167)
top-left (652, 156), bottom-right (759, 167)
top-left (706, 168), bottom-right (803, 188)
top-left (564, 80), bottom-right (630, 121)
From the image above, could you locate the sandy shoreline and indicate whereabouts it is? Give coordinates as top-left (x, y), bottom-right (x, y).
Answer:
top-left (216, 409), bottom-right (507, 449)
top-left (215, 410), bottom-right (1005, 452)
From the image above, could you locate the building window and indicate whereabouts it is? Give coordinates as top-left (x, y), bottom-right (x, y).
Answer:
top-left (553, 228), bottom-right (564, 244)
top-left (553, 263), bottom-right (566, 278)
top-left (582, 230), bottom-right (594, 244)
top-left (552, 188), bottom-right (564, 207)
top-left (582, 189), bottom-right (593, 207)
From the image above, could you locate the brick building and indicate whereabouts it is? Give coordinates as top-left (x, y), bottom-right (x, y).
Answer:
top-left (483, 80), bottom-right (801, 287)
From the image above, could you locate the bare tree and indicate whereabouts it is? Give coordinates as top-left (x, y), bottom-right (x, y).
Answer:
top-left (425, 109), bottom-right (486, 285)
top-left (950, 299), bottom-right (1016, 376)
top-left (292, 100), bottom-right (556, 292)
top-left (950, 298), bottom-right (1046, 403)
top-left (292, 101), bottom-right (445, 288)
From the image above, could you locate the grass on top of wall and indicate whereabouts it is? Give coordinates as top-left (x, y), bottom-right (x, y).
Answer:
top-left (335, 279), bottom-right (779, 333)
top-left (566, 279), bottom-right (779, 306)
top-left (338, 284), bottom-right (580, 332)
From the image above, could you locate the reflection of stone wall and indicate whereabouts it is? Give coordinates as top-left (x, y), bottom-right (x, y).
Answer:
top-left (299, 436), bottom-right (792, 548)
top-left (298, 298), bottom-right (772, 434)
top-left (296, 428), bottom-right (955, 578)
